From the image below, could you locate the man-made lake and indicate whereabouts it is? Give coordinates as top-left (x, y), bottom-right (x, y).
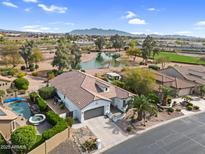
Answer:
top-left (80, 52), bottom-right (122, 70)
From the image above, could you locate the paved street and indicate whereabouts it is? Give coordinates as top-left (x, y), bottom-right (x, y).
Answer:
top-left (103, 112), bottom-right (205, 154)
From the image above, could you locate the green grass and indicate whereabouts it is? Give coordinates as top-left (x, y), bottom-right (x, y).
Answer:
top-left (155, 52), bottom-right (205, 65)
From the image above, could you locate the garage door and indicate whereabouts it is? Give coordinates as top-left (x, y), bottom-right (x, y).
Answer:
top-left (84, 106), bottom-right (104, 120)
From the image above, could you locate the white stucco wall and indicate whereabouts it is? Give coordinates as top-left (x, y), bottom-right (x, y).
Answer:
top-left (56, 90), bottom-right (81, 120)
top-left (112, 97), bottom-right (132, 112)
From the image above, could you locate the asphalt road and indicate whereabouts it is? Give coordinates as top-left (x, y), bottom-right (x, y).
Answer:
top-left (103, 112), bottom-right (205, 154)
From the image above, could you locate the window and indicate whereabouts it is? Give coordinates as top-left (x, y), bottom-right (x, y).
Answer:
top-left (123, 100), bottom-right (127, 107)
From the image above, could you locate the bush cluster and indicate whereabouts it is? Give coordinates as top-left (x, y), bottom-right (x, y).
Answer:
top-left (148, 65), bottom-right (160, 71)
top-left (17, 72), bottom-right (26, 78)
top-left (167, 107), bottom-right (174, 113)
top-left (11, 126), bottom-right (37, 153)
top-left (42, 111), bottom-right (68, 140)
top-left (38, 86), bottom-right (55, 99)
top-left (0, 68), bottom-right (18, 76)
top-left (29, 92), bottom-right (47, 111)
top-left (14, 77), bottom-right (29, 90)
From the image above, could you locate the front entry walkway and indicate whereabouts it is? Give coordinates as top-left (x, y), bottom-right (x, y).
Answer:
top-left (84, 116), bottom-right (131, 149)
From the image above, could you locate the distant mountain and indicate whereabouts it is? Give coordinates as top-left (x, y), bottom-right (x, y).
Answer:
top-left (69, 28), bottom-right (134, 36)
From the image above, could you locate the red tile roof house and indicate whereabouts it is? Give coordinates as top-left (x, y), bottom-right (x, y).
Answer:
top-left (50, 71), bottom-right (134, 123)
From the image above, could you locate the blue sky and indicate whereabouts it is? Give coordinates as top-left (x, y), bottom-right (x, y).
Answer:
top-left (0, 0), bottom-right (205, 37)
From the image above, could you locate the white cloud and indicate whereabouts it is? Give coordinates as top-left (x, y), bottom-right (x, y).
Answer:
top-left (23, 0), bottom-right (38, 3)
top-left (128, 18), bottom-right (146, 25)
top-left (65, 22), bottom-right (75, 26)
top-left (131, 32), bottom-right (145, 35)
top-left (21, 25), bottom-right (51, 32)
top-left (125, 11), bottom-right (136, 19)
top-left (38, 4), bottom-right (67, 13)
top-left (175, 31), bottom-right (192, 35)
top-left (24, 8), bottom-right (32, 12)
top-left (49, 21), bottom-right (74, 26)
top-left (195, 21), bottom-right (205, 27)
top-left (147, 8), bottom-right (159, 11)
top-left (2, 1), bottom-right (18, 8)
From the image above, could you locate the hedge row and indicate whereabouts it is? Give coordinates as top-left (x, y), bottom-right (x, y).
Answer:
top-left (42, 111), bottom-right (68, 140)
top-left (29, 92), bottom-right (47, 111)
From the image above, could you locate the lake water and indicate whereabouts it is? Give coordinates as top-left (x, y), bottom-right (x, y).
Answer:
top-left (80, 52), bottom-right (122, 70)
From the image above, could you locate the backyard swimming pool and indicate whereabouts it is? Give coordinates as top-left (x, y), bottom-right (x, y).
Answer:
top-left (8, 102), bottom-right (32, 119)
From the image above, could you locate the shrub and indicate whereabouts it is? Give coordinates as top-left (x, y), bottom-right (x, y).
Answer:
top-left (175, 108), bottom-right (181, 112)
top-left (81, 139), bottom-right (97, 152)
top-left (29, 63), bottom-right (35, 69)
top-left (147, 93), bottom-right (159, 105)
top-left (0, 90), bottom-right (5, 97)
top-left (38, 86), bottom-right (55, 99)
top-left (126, 126), bottom-right (132, 132)
top-left (11, 125), bottom-right (37, 153)
top-left (1, 68), bottom-right (18, 76)
top-left (17, 72), bottom-right (26, 78)
top-left (0, 133), bottom-right (11, 154)
top-left (193, 105), bottom-right (200, 110)
top-left (35, 64), bottom-right (39, 70)
top-left (148, 65), bottom-right (160, 71)
top-left (186, 105), bottom-right (193, 111)
top-left (31, 72), bottom-right (38, 76)
top-left (167, 107), bottom-right (174, 113)
top-left (14, 77), bottom-right (29, 90)
top-left (112, 80), bottom-right (125, 88)
top-left (29, 92), bottom-right (38, 102)
top-left (36, 97), bottom-right (47, 111)
top-left (42, 111), bottom-right (68, 140)
top-left (186, 102), bottom-right (193, 107)
top-left (66, 117), bottom-right (74, 127)
top-left (21, 65), bottom-right (26, 70)
top-left (30, 135), bottom-right (44, 151)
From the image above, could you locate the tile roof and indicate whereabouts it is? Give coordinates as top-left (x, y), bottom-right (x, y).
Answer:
top-left (50, 71), bottom-right (134, 109)
top-left (153, 70), bottom-right (196, 90)
top-left (0, 106), bottom-right (17, 120)
top-left (172, 66), bottom-right (205, 85)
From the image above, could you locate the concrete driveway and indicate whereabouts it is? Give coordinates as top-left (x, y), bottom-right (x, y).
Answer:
top-left (84, 116), bottom-right (130, 148)
top-left (103, 112), bottom-right (205, 154)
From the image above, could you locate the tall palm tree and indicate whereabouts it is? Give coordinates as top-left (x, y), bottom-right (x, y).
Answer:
top-left (128, 95), bottom-right (158, 124)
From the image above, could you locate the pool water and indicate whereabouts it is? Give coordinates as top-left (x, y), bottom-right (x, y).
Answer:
top-left (8, 102), bottom-right (32, 119)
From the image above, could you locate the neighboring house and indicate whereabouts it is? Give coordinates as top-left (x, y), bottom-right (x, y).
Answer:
top-left (0, 106), bottom-right (17, 139)
top-left (50, 71), bottom-right (134, 123)
top-left (0, 76), bottom-right (12, 91)
top-left (160, 66), bottom-right (205, 85)
top-left (153, 71), bottom-right (196, 96)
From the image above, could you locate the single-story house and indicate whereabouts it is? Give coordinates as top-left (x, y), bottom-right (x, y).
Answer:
top-left (160, 66), bottom-right (205, 85)
top-left (0, 106), bottom-right (17, 139)
top-left (153, 71), bottom-right (196, 96)
top-left (50, 71), bottom-right (134, 122)
top-left (0, 76), bottom-right (12, 91)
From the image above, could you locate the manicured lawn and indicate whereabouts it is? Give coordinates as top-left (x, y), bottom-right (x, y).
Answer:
top-left (155, 52), bottom-right (205, 65)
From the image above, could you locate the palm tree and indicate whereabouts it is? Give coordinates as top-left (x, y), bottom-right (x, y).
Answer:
top-left (128, 95), bottom-right (158, 125)
top-left (161, 86), bottom-right (176, 106)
